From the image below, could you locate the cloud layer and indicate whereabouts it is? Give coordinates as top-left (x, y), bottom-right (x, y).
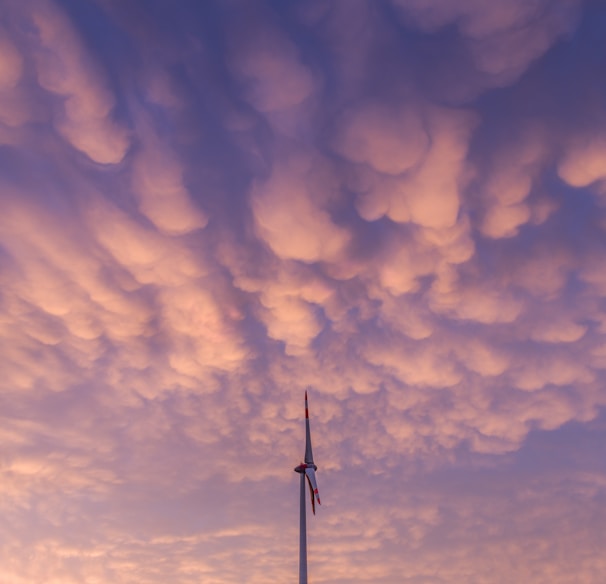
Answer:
top-left (1, 0), bottom-right (606, 582)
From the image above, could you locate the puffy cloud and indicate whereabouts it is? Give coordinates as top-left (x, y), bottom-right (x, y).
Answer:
top-left (477, 124), bottom-right (550, 238)
top-left (29, 0), bottom-right (130, 163)
top-left (395, 107), bottom-right (475, 230)
top-left (0, 34), bottom-right (23, 90)
top-left (228, 18), bottom-right (316, 114)
top-left (131, 124), bottom-right (208, 235)
top-left (558, 132), bottom-right (606, 188)
top-left (338, 105), bottom-right (475, 234)
top-left (251, 150), bottom-right (351, 263)
top-left (0, 28), bottom-right (32, 128)
top-left (332, 102), bottom-right (430, 175)
top-left (391, 0), bottom-right (582, 84)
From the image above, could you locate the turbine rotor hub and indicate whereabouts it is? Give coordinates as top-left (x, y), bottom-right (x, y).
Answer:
top-left (294, 462), bottom-right (317, 473)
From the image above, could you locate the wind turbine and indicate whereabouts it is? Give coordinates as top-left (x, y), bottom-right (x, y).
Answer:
top-left (294, 390), bottom-right (321, 584)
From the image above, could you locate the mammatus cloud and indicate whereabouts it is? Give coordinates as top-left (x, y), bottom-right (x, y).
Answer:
top-left (30, 0), bottom-right (130, 163)
top-left (1, 0), bottom-right (606, 582)
top-left (251, 150), bottom-right (351, 265)
top-left (132, 143), bottom-right (208, 236)
top-left (391, 0), bottom-right (583, 87)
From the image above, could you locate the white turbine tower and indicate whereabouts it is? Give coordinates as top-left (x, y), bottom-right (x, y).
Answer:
top-left (294, 390), bottom-right (321, 584)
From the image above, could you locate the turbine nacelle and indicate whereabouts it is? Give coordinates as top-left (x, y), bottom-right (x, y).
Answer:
top-left (294, 463), bottom-right (317, 473)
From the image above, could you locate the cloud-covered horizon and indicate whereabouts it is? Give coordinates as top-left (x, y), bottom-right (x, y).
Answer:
top-left (1, 0), bottom-right (606, 582)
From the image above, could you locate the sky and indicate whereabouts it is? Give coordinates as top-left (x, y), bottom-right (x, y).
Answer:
top-left (1, 0), bottom-right (606, 582)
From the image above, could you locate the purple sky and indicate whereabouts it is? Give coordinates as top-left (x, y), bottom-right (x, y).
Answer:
top-left (2, 0), bottom-right (606, 582)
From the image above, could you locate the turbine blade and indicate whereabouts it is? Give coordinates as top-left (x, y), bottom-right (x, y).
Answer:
top-left (304, 390), bottom-right (314, 464)
top-left (305, 466), bottom-right (321, 513)
top-left (306, 474), bottom-right (316, 514)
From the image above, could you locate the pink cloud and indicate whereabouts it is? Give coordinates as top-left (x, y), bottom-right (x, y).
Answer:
top-left (251, 150), bottom-right (351, 263)
top-left (558, 133), bottom-right (606, 188)
top-left (332, 102), bottom-right (429, 176)
top-left (0, 33), bottom-right (23, 90)
top-left (131, 122), bottom-right (208, 235)
top-left (228, 20), bottom-right (316, 114)
top-left (0, 1), bottom-right (605, 582)
top-left (30, 0), bottom-right (130, 164)
top-left (391, 0), bottom-right (582, 84)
